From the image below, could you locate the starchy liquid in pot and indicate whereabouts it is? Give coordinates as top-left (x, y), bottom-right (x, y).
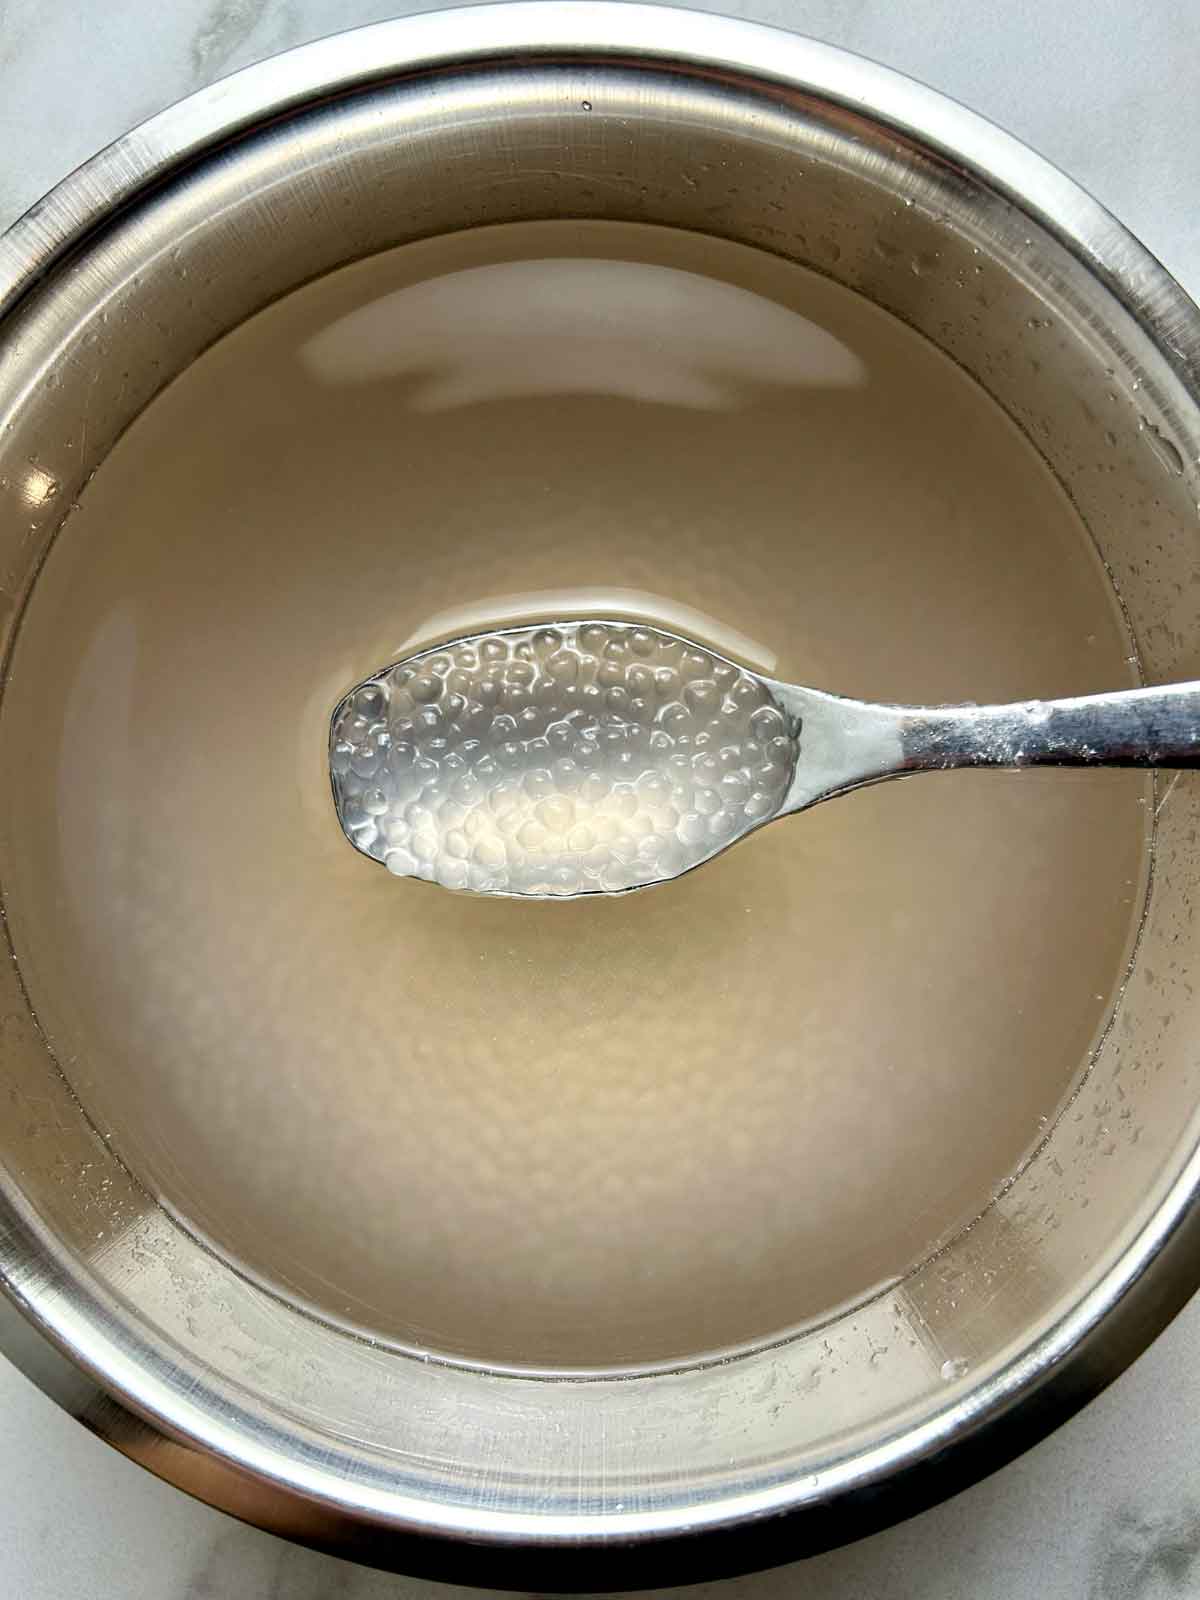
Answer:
top-left (0, 222), bottom-right (1149, 1369)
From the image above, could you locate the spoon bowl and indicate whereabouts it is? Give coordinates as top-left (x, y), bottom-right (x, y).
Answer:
top-left (330, 620), bottom-right (799, 895)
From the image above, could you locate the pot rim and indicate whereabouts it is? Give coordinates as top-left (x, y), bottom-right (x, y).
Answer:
top-left (2, 5), bottom-right (1200, 1588)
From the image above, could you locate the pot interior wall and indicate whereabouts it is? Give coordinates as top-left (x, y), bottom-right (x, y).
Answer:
top-left (1, 31), bottom-right (1199, 1564)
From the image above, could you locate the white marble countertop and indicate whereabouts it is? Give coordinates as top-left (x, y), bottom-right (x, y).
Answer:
top-left (3, 1), bottom-right (1199, 1596)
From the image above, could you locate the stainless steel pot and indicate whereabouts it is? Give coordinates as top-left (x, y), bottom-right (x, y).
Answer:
top-left (2, 5), bottom-right (1199, 1588)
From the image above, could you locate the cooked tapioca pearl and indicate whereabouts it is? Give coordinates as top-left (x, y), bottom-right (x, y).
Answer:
top-left (751, 704), bottom-right (787, 740)
top-left (608, 832), bottom-right (640, 866)
top-left (350, 747), bottom-right (380, 779)
top-left (473, 836), bottom-right (506, 869)
top-left (516, 819), bottom-right (546, 850)
top-left (523, 768), bottom-right (555, 801)
top-left (683, 679), bottom-right (720, 715)
top-left (637, 772), bottom-right (671, 804)
top-left (678, 812), bottom-right (708, 845)
top-left (341, 797), bottom-right (369, 830)
top-left (545, 650), bottom-right (578, 683)
top-left (578, 624), bottom-right (609, 652)
top-left (355, 685), bottom-right (386, 718)
top-left (439, 857), bottom-right (470, 890)
top-left (537, 796), bottom-right (575, 833)
top-left (579, 772), bottom-right (610, 805)
top-left (411, 829), bottom-right (439, 862)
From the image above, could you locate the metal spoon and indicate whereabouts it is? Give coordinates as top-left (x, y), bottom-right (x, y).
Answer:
top-left (330, 619), bottom-right (1200, 899)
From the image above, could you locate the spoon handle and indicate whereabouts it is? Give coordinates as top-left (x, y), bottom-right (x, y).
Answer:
top-left (899, 681), bottom-right (1200, 772)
